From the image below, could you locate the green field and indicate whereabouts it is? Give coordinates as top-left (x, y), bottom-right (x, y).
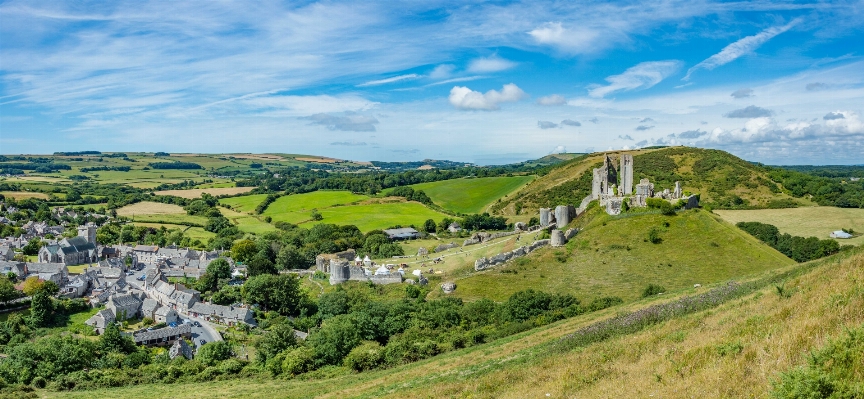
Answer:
top-left (264, 191), bottom-right (368, 215)
top-left (219, 194), bottom-right (270, 213)
top-left (308, 201), bottom-right (449, 232)
top-left (449, 209), bottom-right (795, 302)
top-left (397, 176), bottom-right (534, 214)
top-left (714, 206), bottom-right (864, 246)
top-left (220, 208), bottom-right (276, 234)
top-left (127, 213), bottom-right (209, 226)
top-left (132, 222), bottom-right (216, 242)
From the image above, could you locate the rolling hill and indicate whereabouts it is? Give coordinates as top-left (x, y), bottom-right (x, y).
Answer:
top-left (492, 147), bottom-right (809, 217)
top-left (390, 176), bottom-right (533, 214)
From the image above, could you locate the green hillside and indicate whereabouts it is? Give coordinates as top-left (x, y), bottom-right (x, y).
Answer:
top-left (397, 176), bottom-right (533, 214)
top-left (446, 208), bottom-right (794, 302)
top-left (46, 249), bottom-right (864, 399)
top-left (493, 147), bottom-right (809, 217)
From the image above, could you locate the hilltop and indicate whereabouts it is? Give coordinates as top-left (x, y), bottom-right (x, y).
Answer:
top-left (491, 147), bottom-right (809, 217)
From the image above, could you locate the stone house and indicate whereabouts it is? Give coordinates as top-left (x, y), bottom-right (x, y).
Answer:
top-left (0, 261), bottom-right (26, 278)
top-left (169, 339), bottom-right (193, 360)
top-left (0, 246), bottom-right (13, 261)
top-left (85, 309), bottom-right (116, 334)
top-left (188, 302), bottom-right (254, 326)
top-left (133, 324), bottom-right (192, 346)
top-left (154, 306), bottom-right (180, 324)
top-left (132, 245), bottom-right (159, 266)
top-left (106, 293), bottom-right (143, 321)
top-left (25, 262), bottom-right (68, 285)
top-left (140, 298), bottom-right (160, 320)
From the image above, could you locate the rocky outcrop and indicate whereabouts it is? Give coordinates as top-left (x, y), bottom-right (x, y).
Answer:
top-left (564, 228), bottom-right (579, 240)
top-left (434, 243), bottom-right (459, 253)
top-left (441, 282), bottom-right (456, 294)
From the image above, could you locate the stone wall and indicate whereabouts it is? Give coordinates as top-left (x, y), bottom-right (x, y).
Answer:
top-left (550, 230), bottom-right (566, 247)
top-left (473, 239), bottom-right (550, 271)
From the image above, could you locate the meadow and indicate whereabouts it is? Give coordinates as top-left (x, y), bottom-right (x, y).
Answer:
top-left (449, 209), bottom-right (794, 302)
top-left (0, 191), bottom-right (49, 200)
top-left (116, 202), bottom-right (209, 225)
top-left (306, 200), bottom-right (449, 232)
top-left (219, 208), bottom-right (275, 234)
top-left (264, 191), bottom-right (368, 215)
top-left (393, 176), bottom-right (533, 214)
top-left (220, 194), bottom-right (269, 213)
top-left (715, 206), bottom-right (864, 246)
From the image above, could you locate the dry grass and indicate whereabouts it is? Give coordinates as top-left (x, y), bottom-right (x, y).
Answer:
top-left (154, 187), bottom-right (253, 199)
top-left (715, 206), bottom-right (864, 246)
top-left (0, 191), bottom-right (49, 200)
top-left (115, 201), bottom-right (185, 216)
top-left (295, 156), bottom-right (341, 164)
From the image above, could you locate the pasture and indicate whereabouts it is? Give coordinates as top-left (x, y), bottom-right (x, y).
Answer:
top-left (115, 202), bottom-right (185, 216)
top-left (219, 208), bottom-right (275, 234)
top-left (264, 191), bottom-right (368, 215)
top-left (155, 186), bottom-right (254, 199)
top-left (446, 210), bottom-right (794, 302)
top-left (714, 206), bottom-right (864, 246)
top-left (398, 176), bottom-right (534, 214)
top-left (305, 201), bottom-right (449, 232)
top-left (219, 194), bottom-right (269, 213)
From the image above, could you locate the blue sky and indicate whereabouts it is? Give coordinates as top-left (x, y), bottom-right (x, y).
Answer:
top-left (1, 0), bottom-right (863, 165)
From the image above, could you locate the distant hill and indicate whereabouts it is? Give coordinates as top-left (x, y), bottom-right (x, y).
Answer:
top-left (491, 147), bottom-right (808, 216)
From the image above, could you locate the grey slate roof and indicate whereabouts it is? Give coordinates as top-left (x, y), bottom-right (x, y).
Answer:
top-left (109, 293), bottom-right (142, 308)
top-left (133, 324), bottom-right (191, 343)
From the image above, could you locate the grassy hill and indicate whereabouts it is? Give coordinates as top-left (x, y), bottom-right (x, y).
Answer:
top-left (493, 147), bottom-right (809, 217)
top-left (393, 176), bottom-right (533, 214)
top-left (46, 248), bottom-right (864, 398)
top-left (442, 208), bottom-right (794, 302)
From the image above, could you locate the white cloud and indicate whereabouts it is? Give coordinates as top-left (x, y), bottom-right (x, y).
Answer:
top-left (589, 61), bottom-right (681, 98)
top-left (429, 64), bottom-right (455, 79)
top-left (730, 88), bottom-right (754, 98)
top-left (549, 145), bottom-right (567, 154)
top-left (536, 94), bottom-right (567, 106)
top-left (467, 56), bottom-right (517, 73)
top-left (449, 83), bottom-right (527, 111)
top-left (538, 121), bottom-right (558, 129)
top-left (528, 22), bottom-right (601, 54)
top-left (561, 119), bottom-right (581, 126)
top-left (684, 20), bottom-right (800, 80)
top-left (357, 74), bottom-right (421, 87)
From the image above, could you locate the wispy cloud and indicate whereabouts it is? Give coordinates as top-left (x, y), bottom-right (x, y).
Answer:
top-left (467, 55), bottom-right (517, 73)
top-left (331, 141), bottom-right (367, 146)
top-left (684, 20), bottom-right (800, 80)
top-left (449, 83), bottom-right (527, 111)
top-left (561, 119), bottom-right (581, 126)
top-left (536, 94), bottom-right (567, 106)
top-left (724, 105), bottom-right (773, 118)
top-left (538, 121), bottom-right (558, 129)
top-left (589, 61), bottom-right (681, 98)
top-left (730, 88), bottom-right (754, 98)
top-left (357, 74), bottom-right (421, 87)
top-left (304, 113), bottom-right (379, 132)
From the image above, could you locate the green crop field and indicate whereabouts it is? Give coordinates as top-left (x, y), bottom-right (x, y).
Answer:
top-left (448, 209), bottom-right (795, 302)
top-left (265, 191), bottom-right (368, 214)
top-left (302, 201), bottom-right (449, 232)
top-left (219, 194), bottom-right (270, 213)
top-left (397, 176), bottom-right (534, 214)
top-left (714, 206), bottom-right (864, 246)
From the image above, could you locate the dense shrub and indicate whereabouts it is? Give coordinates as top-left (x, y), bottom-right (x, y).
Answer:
top-left (344, 341), bottom-right (384, 372)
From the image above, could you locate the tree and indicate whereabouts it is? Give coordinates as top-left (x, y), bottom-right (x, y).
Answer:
top-left (0, 278), bottom-right (21, 303)
top-left (197, 341), bottom-right (234, 366)
top-left (231, 239), bottom-right (258, 263)
top-left (275, 245), bottom-right (304, 271)
top-left (254, 323), bottom-right (298, 365)
top-left (99, 322), bottom-right (136, 353)
top-left (318, 291), bottom-right (350, 319)
top-left (422, 219), bottom-right (436, 233)
top-left (307, 315), bottom-right (361, 366)
top-left (243, 274), bottom-right (303, 316)
top-left (207, 258), bottom-right (232, 280)
top-left (21, 276), bottom-right (45, 296)
top-left (28, 288), bottom-right (54, 327)
top-left (248, 252), bottom-right (278, 276)
top-left (22, 238), bottom-right (43, 256)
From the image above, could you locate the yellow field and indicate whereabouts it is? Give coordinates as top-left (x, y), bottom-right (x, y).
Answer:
top-left (715, 206), bottom-right (864, 246)
top-left (154, 187), bottom-right (254, 199)
top-left (116, 202), bottom-right (185, 216)
top-left (0, 191), bottom-right (49, 200)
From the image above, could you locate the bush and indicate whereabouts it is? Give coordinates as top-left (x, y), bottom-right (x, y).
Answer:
top-left (771, 325), bottom-right (864, 398)
top-left (31, 376), bottom-right (47, 389)
top-left (642, 284), bottom-right (666, 297)
top-left (647, 228), bottom-right (662, 244)
top-left (344, 341), bottom-right (384, 372)
top-left (281, 346), bottom-right (315, 376)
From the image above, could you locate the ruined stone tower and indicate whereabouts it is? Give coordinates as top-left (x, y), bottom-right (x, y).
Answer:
top-left (620, 154), bottom-right (633, 195)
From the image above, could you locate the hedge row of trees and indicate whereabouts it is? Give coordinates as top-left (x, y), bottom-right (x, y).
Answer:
top-left (736, 221), bottom-right (844, 262)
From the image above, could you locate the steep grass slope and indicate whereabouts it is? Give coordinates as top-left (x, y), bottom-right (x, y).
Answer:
top-left (494, 147), bottom-right (807, 216)
top-left (447, 209), bottom-right (795, 302)
top-left (49, 249), bottom-right (863, 399)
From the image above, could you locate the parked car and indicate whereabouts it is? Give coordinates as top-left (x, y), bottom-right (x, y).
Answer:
top-left (168, 322), bottom-right (177, 328)
top-left (199, 339), bottom-right (206, 345)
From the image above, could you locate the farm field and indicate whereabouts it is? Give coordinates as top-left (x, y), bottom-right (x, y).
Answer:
top-left (714, 206), bottom-right (864, 246)
top-left (448, 209), bottom-right (795, 302)
top-left (116, 202), bottom-right (185, 216)
top-left (397, 176), bottom-right (534, 214)
top-left (219, 208), bottom-right (275, 234)
top-left (47, 250), bottom-right (864, 399)
top-left (219, 194), bottom-right (269, 213)
top-left (0, 191), bottom-right (49, 200)
top-left (264, 191), bottom-right (368, 215)
top-left (131, 223), bottom-right (216, 242)
top-left (155, 186), bottom-right (254, 199)
top-left (304, 200), bottom-right (450, 232)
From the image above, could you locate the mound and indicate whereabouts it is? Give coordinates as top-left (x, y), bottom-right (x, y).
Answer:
top-left (493, 147), bottom-right (806, 216)
top-left (448, 209), bottom-right (794, 302)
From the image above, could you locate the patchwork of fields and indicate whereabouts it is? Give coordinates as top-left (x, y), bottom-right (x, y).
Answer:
top-left (154, 187), bottom-right (253, 199)
top-left (715, 206), bottom-right (864, 246)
